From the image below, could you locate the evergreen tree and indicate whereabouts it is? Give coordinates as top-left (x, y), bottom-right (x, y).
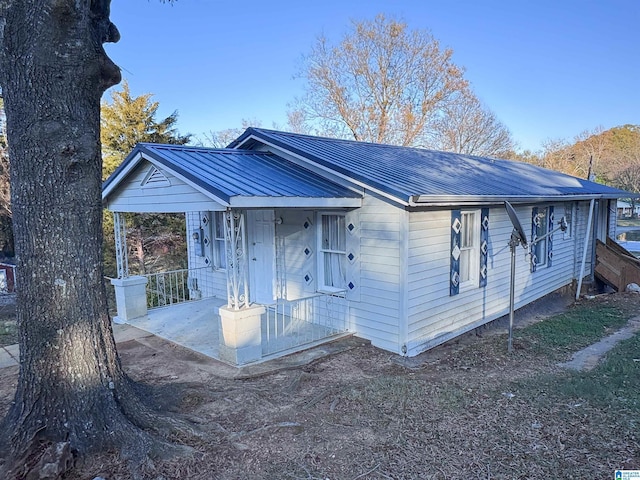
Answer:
top-left (100, 81), bottom-right (191, 277)
top-left (101, 80), bottom-right (191, 179)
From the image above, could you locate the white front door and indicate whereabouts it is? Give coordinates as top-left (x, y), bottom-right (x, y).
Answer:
top-left (247, 210), bottom-right (275, 304)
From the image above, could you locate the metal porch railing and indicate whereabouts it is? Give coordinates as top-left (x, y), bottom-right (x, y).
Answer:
top-left (144, 267), bottom-right (209, 309)
top-left (262, 293), bottom-right (349, 357)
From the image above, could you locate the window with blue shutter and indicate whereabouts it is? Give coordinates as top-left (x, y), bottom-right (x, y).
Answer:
top-left (451, 209), bottom-right (487, 294)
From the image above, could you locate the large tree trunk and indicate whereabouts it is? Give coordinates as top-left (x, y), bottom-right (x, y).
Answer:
top-left (0, 0), bottom-right (156, 470)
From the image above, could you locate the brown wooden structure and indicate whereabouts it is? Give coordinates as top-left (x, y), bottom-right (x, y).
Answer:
top-left (595, 237), bottom-right (640, 292)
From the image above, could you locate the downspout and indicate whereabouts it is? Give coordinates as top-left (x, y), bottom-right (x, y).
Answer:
top-left (590, 200), bottom-right (599, 283)
top-left (576, 199), bottom-right (595, 300)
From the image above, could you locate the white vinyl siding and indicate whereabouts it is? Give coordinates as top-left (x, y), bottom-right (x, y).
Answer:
top-left (185, 212), bottom-right (227, 299)
top-left (348, 194), bottom-right (403, 354)
top-left (272, 209), bottom-right (316, 300)
top-left (106, 161), bottom-right (217, 213)
top-left (406, 203), bottom-right (580, 357)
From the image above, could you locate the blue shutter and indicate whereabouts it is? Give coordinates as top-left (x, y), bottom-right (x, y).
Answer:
top-left (450, 210), bottom-right (461, 296)
top-left (479, 208), bottom-right (489, 288)
top-left (547, 206), bottom-right (554, 267)
top-left (530, 207), bottom-right (538, 273)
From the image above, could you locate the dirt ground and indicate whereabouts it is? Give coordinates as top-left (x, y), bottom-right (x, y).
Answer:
top-left (0, 293), bottom-right (639, 479)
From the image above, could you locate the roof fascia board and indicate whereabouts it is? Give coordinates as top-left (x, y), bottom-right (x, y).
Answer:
top-left (106, 202), bottom-right (226, 214)
top-left (410, 193), bottom-right (631, 208)
top-left (102, 151), bottom-right (144, 200)
top-left (236, 134), bottom-right (409, 207)
top-left (229, 197), bottom-right (362, 208)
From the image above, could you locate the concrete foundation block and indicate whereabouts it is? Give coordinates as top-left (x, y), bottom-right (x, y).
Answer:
top-left (111, 276), bottom-right (148, 323)
top-left (218, 304), bottom-right (265, 365)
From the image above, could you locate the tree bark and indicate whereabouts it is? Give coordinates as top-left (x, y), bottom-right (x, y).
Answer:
top-left (0, 0), bottom-right (157, 469)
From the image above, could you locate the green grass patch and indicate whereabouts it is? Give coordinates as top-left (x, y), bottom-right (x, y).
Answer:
top-left (556, 333), bottom-right (640, 411)
top-left (617, 218), bottom-right (640, 227)
top-left (520, 304), bottom-right (629, 358)
top-left (511, 300), bottom-right (640, 414)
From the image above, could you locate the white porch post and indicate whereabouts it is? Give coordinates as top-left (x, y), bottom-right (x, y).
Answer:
top-left (218, 209), bottom-right (263, 364)
top-left (222, 210), bottom-right (249, 309)
top-left (111, 276), bottom-right (148, 323)
top-left (113, 211), bottom-right (129, 279)
top-left (218, 304), bottom-right (265, 365)
top-left (111, 212), bottom-right (148, 323)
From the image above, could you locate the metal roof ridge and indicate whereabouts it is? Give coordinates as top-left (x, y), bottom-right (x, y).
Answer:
top-left (142, 143), bottom-right (271, 155)
top-left (238, 133), bottom-right (411, 206)
top-left (245, 127), bottom-right (509, 162)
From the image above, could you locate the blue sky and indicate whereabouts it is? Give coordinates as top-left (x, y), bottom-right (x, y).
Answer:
top-left (106, 0), bottom-right (639, 152)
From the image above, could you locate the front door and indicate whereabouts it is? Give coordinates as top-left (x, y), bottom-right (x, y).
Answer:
top-left (247, 210), bottom-right (275, 304)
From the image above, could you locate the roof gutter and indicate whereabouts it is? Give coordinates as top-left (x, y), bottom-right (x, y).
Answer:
top-left (408, 193), bottom-right (634, 208)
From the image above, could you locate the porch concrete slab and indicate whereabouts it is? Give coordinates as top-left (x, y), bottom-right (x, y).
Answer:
top-left (124, 297), bottom-right (225, 359)
top-left (113, 323), bottom-right (154, 344)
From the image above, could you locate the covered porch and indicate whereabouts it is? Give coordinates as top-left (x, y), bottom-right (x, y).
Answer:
top-left (111, 264), bottom-right (351, 365)
top-left (108, 207), bottom-right (354, 366)
top-left (118, 290), bottom-right (350, 363)
top-left (102, 144), bottom-right (362, 365)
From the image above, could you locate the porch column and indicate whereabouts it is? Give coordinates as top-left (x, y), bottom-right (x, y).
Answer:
top-left (113, 211), bottom-right (129, 279)
top-left (219, 209), bottom-right (263, 364)
top-left (111, 275), bottom-right (148, 323)
top-left (218, 304), bottom-right (265, 365)
top-left (223, 210), bottom-right (249, 309)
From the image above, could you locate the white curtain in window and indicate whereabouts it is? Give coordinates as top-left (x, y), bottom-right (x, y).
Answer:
top-left (324, 253), bottom-right (345, 288)
top-left (322, 215), bottom-right (346, 288)
top-left (459, 212), bottom-right (475, 283)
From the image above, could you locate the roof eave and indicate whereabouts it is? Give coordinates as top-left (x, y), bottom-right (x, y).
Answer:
top-left (228, 196), bottom-right (362, 208)
top-left (102, 150), bottom-right (145, 202)
top-left (409, 193), bottom-right (633, 208)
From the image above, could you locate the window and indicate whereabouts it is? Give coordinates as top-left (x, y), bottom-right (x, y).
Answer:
top-left (563, 204), bottom-right (573, 239)
top-left (318, 213), bottom-right (346, 292)
top-left (213, 211), bottom-right (226, 270)
top-left (459, 211), bottom-right (478, 285)
top-left (451, 208), bottom-right (488, 296)
top-left (531, 207), bottom-right (548, 268)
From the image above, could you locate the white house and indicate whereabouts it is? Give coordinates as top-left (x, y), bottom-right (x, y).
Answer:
top-left (616, 200), bottom-right (640, 218)
top-left (102, 128), bottom-right (628, 365)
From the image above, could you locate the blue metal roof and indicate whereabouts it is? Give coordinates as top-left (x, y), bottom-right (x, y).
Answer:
top-left (102, 143), bottom-right (362, 205)
top-left (230, 128), bottom-right (631, 205)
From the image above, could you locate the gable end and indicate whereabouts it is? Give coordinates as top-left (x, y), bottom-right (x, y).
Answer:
top-left (141, 166), bottom-right (170, 188)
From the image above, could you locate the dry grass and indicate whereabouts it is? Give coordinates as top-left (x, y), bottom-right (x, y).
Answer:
top-left (2, 293), bottom-right (639, 479)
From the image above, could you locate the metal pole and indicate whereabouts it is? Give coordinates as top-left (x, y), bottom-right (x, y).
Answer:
top-left (590, 200), bottom-right (599, 283)
top-left (576, 199), bottom-right (595, 300)
top-left (508, 238), bottom-right (516, 353)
